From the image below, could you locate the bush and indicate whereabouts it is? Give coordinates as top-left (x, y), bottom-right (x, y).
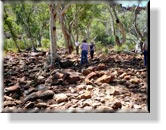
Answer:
top-left (4, 39), bottom-right (16, 51)
top-left (57, 38), bottom-right (65, 48)
top-left (95, 41), bottom-right (103, 51)
top-left (113, 41), bottom-right (136, 52)
top-left (95, 33), bottom-right (114, 45)
top-left (125, 41), bottom-right (136, 50)
top-left (106, 36), bottom-right (114, 45)
top-left (113, 44), bottom-right (127, 52)
top-left (41, 38), bottom-right (50, 48)
top-left (18, 40), bottom-right (26, 49)
top-left (102, 47), bottom-right (109, 54)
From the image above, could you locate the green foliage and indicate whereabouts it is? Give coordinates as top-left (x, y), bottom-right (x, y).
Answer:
top-left (41, 38), bottom-right (50, 48)
top-left (3, 2), bottom-right (148, 52)
top-left (102, 47), bottom-right (109, 54)
top-left (114, 44), bottom-right (127, 52)
top-left (4, 39), bottom-right (14, 51)
top-left (113, 41), bottom-right (136, 52)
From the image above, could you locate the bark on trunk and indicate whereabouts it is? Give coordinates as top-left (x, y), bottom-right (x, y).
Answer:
top-left (59, 4), bottom-right (73, 54)
top-left (111, 4), bottom-right (126, 45)
top-left (108, 6), bottom-right (117, 45)
top-left (4, 10), bottom-right (21, 52)
top-left (134, 5), bottom-right (144, 41)
top-left (49, 3), bottom-right (58, 66)
top-left (75, 4), bottom-right (79, 42)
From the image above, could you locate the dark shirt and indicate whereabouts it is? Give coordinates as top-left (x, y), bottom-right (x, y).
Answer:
top-left (90, 44), bottom-right (94, 51)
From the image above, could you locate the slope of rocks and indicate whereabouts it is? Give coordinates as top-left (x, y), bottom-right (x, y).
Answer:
top-left (3, 50), bottom-right (148, 113)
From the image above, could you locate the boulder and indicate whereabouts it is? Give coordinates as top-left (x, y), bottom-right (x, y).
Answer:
top-left (24, 102), bottom-right (35, 109)
top-left (96, 63), bottom-right (106, 70)
top-left (79, 91), bottom-right (91, 99)
top-left (85, 71), bottom-right (102, 84)
top-left (95, 74), bottom-right (113, 84)
top-left (82, 99), bottom-right (92, 108)
top-left (97, 106), bottom-right (113, 112)
top-left (82, 66), bottom-right (95, 76)
top-left (112, 102), bottom-right (122, 110)
top-left (37, 75), bottom-right (45, 80)
top-left (86, 85), bottom-right (93, 91)
top-left (119, 72), bottom-right (127, 79)
top-left (3, 101), bottom-right (16, 107)
top-left (55, 93), bottom-right (68, 103)
top-left (23, 92), bottom-right (39, 103)
top-left (4, 83), bottom-right (20, 93)
top-left (124, 75), bottom-right (131, 80)
top-left (130, 77), bottom-right (140, 84)
top-left (54, 72), bottom-right (64, 79)
top-left (36, 103), bottom-right (48, 108)
top-left (39, 90), bottom-right (55, 100)
top-left (76, 84), bottom-right (86, 91)
top-left (67, 72), bottom-right (82, 84)
top-left (92, 102), bottom-right (102, 108)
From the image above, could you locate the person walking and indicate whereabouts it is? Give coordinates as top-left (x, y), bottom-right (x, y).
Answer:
top-left (142, 40), bottom-right (148, 66)
top-left (90, 42), bottom-right (95, 59)
top-left (80, 40), bottom-right (89, 65)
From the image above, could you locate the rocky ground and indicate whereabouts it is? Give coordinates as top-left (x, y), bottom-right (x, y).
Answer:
top-left (2, 50), bottom-right (148, 113)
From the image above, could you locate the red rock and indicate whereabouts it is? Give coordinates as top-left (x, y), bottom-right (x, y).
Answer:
top-left (92, 102), bottom-right (102, 108)
top-left (97, 63), bottom-right (106, 70)
top-left (39, 90), bottom-right (55, 100)
top-left (4, 83), bottom-right (20, 93)
top-left (112, 71), bottom-right (118, 78)
top-left (113, 90), bottom-right (120, 96)
top-left (37, 75), bottom-right (45, 80)
top-left (97, 106), bottom-right (113, 112)
top-left (124, 75), bottom-right (131, 80)
top-left (95, 74), bottom-right (113, 84)
top-left (67, 72), bottom-right (82, 83)
top-left (82, 99), bottom-right (92, 108)
top-left (55, 94), bottom-right (68, 103)
top-left (36, 103), bottom-right (48, 108)
top-left (130, 77), bottom-right (140, 84)
top-left (119, 72), bottom-right (127, 79)
top-left (85, 71), bottom-right (102, 84)
top-left (76, 84), bottom-right (86, 91)
top-left (19, 77), bottom-right (26, 83)
top-left (86, 85), bottom-right (93, 91)
top-left (3, 101), bottom-right (16, 107)
top-left (79, 91), bottom-right (91, 99)
top-left (24, 102), bottom-right (35, 109)
top-left (112, 102), bottom-right (122, 110)
top-left (54, 72), bottom-right (64, 79)
top-left (82, 66), bottom-right (95, 76)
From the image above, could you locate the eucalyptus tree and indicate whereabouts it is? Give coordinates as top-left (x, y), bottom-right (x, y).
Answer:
top-left (12, 2), bottom-right (39, 51)
top-left (3, 4), bottom-right (21, 52)
top-left (49, 2), bottom-right (59, 66)
top-left (108, 3), bottom-right (126, 46)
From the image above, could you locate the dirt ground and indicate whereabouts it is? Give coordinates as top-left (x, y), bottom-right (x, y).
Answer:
top-left (3, 50), bottom-right (148, 113)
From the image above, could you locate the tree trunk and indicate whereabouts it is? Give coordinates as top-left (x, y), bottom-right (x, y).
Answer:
top-left (108, 5), bottom-right (120, 46)
top-left (75, 4), bottom-right (79, 42)
top-left (26, 26), bottom-right (37, 52)
top-left (86, 23), bottom-right (91, 41)
top-left (60, 16), bottom-right (73, 53)
top-left (59, 4), bottom-right (73, 54)
top-left (10, 29), bottom-right (21, 52)
top-left (49, 3), bottom-right (58, 66)
top-left (4, 10), bottom-right (21, 52)
top-left (112, 4), bottom-right (126, 45)
top-left (108, 7), bottom-right (116, 43)
top-left (134, 5), bottom-right (144, 41)
top-left (37, 35), bottom-right (42, 47)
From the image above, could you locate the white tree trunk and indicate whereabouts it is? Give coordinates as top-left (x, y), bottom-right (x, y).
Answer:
top-left (49, 3), bottom-right (58, 66)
